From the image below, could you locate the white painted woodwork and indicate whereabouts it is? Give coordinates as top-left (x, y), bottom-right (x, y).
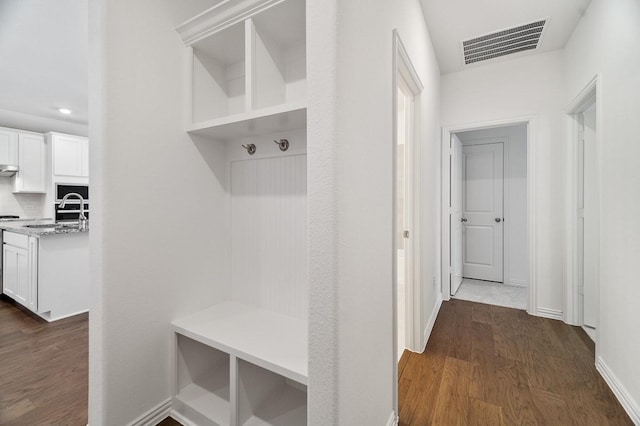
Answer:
top-left (174, 335), bottom-right (231, 426)
top-left (581, 103), bottom-right (598, 329)
top-left (52, 133), bottom-right (89, 178)
top-left (1, 229), bottom-right (89, 321)
top-left (172, 301), bottom-right (307, 426)
top-left (462, 143), bottom-right (504, 282)
top-left (238, 359), bottom-right (307, 426)
top-left (188, 102), bottom-right (306, 141)
top-left (231, 154), bottom-right (307, 320)
top-left (450, 134), bottom-right (463, 294)
top-left (0, 128), bottom-right (18, 166)
top-left (2, 232), bottom-right (37, 311)
top-left (179, 0), bottom-right (306, 139)
top-left (14, 132), bottom-right (46, 193)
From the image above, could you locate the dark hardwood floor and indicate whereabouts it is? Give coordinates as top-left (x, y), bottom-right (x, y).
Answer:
top-left (0, 295), bottom-right (88, 425)
top-left (399, 299), bottom-right (632, 425)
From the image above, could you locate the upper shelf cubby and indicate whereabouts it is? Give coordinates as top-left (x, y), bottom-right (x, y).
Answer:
top-left (177, 0), bottom-right (307, 140)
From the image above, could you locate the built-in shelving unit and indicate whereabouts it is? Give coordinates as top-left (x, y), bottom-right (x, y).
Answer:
top-left (173, 0), bottom-right (308, 424)
top-left (172, 302), bottom-right (307, 426)
top-left (177, 0), bottom-right (306, 141)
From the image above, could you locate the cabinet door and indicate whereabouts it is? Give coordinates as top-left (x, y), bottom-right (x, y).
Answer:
top-left (15, 133), bottom-right (46, 193)
top-left (2, 244), bottom-right (18, 297)
top-left (53, 135), bottom-right (83, 176)
top-left (2, 244), bottom-right (28, 307)
top-left (0, 128), bottom-right (18, 166)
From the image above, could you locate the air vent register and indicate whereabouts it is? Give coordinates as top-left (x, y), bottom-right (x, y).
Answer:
top-left (462, 19), bottom-right (547, 65)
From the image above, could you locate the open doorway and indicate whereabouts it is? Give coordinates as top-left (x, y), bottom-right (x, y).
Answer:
top-left (566, 77), bottom-right (599, 342)
top-left (442, 118), bottom-right (536, 314)
top-left (449, 125), bottom-right (528, 310)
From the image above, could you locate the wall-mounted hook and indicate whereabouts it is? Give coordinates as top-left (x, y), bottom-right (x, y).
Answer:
top-left (242, 144), bottom-right (256, 155)
top-left (273, 139), bottom-right (289, 152)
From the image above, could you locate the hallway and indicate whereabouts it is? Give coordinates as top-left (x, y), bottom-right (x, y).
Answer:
top-left (398, 299), bottom-right (632, 425)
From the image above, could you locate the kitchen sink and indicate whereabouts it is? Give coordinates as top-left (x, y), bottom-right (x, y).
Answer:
top-left (23, 223), bottom-right (80, 230)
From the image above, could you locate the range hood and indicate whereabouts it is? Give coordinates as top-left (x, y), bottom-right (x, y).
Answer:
top-left (0, 164), bottom-right (19, 177)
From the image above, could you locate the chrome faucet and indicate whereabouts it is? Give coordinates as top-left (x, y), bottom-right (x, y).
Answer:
top-left (59, 192), bottom-right (87, 230)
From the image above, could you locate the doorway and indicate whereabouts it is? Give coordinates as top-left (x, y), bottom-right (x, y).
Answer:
top-left (442, 119), bottom-right (536, 314)
top-left (566, 77), bottom-right (599, 340)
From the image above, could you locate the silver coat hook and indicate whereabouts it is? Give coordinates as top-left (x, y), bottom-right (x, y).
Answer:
top-left (242, 144), bottom-right (256, 155)
top-left (273, 139), bottom-right (289, 151)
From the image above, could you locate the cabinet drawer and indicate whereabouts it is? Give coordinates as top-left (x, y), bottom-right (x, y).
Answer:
top-left (3, 231), bottom-right (29, 249)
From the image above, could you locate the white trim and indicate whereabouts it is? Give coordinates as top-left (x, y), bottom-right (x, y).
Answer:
top-left (421, 294), bottom-right (443, 352)
top-left (386, 410), bottom-right (399, 426)
top-left (127, 399), bottom-right (172, 426)
top-left (176, 0), bottom-right (285, 45)
top-left (168, 410), bottom-right (198, 426)
top-left (596, 357), bottom-right (640, 424)
top-left (392, 29), bottom-right (424, 416)
top-left (535, 307), bottom-right (563, 321)
top-left (441, 115), bottom-right (537, 316)
top-left (505, 279), bottom-right (527, 287)
top-left (564, 75), bottom-right (601, 335)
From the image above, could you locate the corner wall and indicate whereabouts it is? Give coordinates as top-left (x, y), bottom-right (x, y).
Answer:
top-left (89, 0), bottom-right (230, 424)
top-left (307, 0), bottom-right (441, 423)
top-left (563, 0), bottom-right (640, 421)
top-left (441, 51), bottom-right (566, 317)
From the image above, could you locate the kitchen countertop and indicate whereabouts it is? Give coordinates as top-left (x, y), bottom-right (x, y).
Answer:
top-left (0, 219), bottom-right (89, 237)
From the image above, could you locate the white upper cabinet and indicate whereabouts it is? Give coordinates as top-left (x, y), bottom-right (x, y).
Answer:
top-left (51, 133), bottom-right (89, 178)
top-left (14, 133), bottom-right (46, 193)
top-left (176, 0), bottom-right (307, 140)
top-left (0, 128), bottom-right (19, 166)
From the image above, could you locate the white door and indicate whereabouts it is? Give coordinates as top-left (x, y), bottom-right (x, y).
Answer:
top-left (16, 133), bottom-right (46, 192)
top-left (462, 143), bottom-right (504, 282)
top-left (53, 135), bottom-right (84, 176)
top-left (581, 103), bottom-right (598, 329)
top-left (450, 134), bottom-right (463, 294)
top-left (396, 77), bottom-right (414, 355)
top-left (0, 128), bottom-right (18, 166)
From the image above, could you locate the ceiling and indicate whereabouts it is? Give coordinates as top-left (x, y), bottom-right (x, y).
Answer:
top-left (0, 0), bottom-right (88, 126)
top-left (420, 0), bottom-right (592, 74)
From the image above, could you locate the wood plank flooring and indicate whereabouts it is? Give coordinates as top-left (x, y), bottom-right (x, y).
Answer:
top-left (0, 295), bottom-right (88, 425)
top-left (399, 299), bottom-right (633, 425)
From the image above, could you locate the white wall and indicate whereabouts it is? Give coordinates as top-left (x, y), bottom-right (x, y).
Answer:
top-left (564, 0), bottom-right (640, 420)
top-left (89, 0), bottom-right (230, 424)
top-left (457, 124), bottom-right (527, 287)
top-left (441, 50), bottom-right (565, 317)
top-left (307, 0), bottom-right (441, 423)
top-left (0, 179), bottom-right (46, 218)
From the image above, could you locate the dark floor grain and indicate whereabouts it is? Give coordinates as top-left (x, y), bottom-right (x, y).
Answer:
top-left (0, 295), bottom-right (88, 425)
top-left (399, 299), bottom-right (633, 425)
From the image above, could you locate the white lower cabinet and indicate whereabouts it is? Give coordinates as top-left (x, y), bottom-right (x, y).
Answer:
top-left (172, 302), bottom-right (308, 426)
top-left (2, 232), bottom-right (37, 312)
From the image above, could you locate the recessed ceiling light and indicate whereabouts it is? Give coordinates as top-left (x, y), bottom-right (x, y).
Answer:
top-left (59, 108), bottom-right (72, 115)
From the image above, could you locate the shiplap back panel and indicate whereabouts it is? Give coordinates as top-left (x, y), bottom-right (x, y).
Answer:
top-left (230, 154), bottom-right (307, 319)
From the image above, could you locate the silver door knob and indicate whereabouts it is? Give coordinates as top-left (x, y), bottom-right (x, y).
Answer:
top-left (495, 218), bottom-right (501, 223)
top-left (461, 218), bottom-right (468, 222)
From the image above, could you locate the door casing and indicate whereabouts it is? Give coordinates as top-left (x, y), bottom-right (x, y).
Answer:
top-left (441, 116), bottom-right (537, 315)
top-left (564, 75), bottom-right (601, 354)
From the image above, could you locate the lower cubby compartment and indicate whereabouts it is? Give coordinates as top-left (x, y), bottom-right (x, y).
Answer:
top-left (237, 359), bottom-right (307, 426)
top-left (175, 334), bottom-right (231, 426)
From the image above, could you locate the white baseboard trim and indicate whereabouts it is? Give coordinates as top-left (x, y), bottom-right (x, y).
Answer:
top-left (127, 398), bottom-right (171, 426)
top-left (386, 410), bottom-right (398, 426)
top-left (536, 307), bottom-right (563, 320)
top-left (596, 357), bottom-right (640, 424)
top-left (505, 279), bottom-right (527, 287)
top-left (421, 294), bottom-right (443, 352)
top-left (168, 410), bottom-right (198, 426)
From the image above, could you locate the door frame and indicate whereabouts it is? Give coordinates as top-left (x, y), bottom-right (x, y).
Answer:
top-left (441, 116), bottom-right (537, 315)
top-left (564, 75), bottom-right (601, 339)
top-left (392, 29), bottom-right (423, 416)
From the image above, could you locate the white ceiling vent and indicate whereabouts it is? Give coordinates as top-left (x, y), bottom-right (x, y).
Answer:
top-left (462, 19), bottom-right (547, 65)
